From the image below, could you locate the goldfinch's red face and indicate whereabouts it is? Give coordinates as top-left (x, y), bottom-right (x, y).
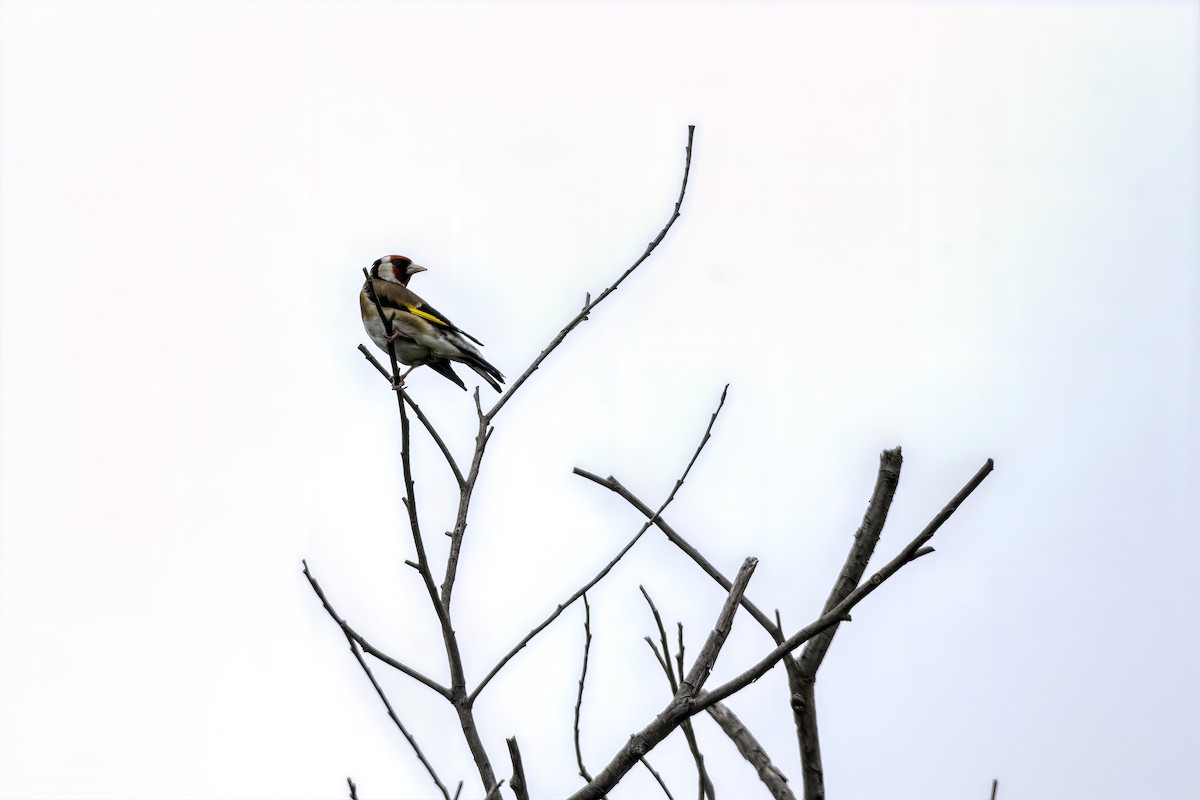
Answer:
top-left (372, 255), bottom-right (428, 285)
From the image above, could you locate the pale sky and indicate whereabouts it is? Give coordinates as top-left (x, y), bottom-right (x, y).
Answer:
top-left (1, 2), bottom-right (1197, 799)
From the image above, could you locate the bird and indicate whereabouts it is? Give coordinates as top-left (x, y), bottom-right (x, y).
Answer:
top-left (359, 255), bottom-right (505, 392)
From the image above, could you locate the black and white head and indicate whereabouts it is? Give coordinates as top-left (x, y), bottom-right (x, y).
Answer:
top-left (370, 255), bottom-right (428, 286)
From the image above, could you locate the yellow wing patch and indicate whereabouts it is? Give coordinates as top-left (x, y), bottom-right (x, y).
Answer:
top-left (407, 305), bottom-right (452, 328)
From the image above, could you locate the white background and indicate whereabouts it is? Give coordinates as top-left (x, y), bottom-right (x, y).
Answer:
top-left (2, 2), bottom-right (1197, 799)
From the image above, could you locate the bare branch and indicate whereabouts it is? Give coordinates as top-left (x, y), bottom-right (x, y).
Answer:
top-left (358, 342), bottom-right (393, 382)
top-left (569, 459), bottom-right (993, 800)
top-left (563, 614), bottom-right (825, 800)
top-left (582, 450), bottom-right (973, 800)
top-left (303, 562), bottom-right (452, 800)
top-left (568, 558), bottom-right (756, 800)
top-left (679, 557), bottom-right (758, 699)
top-left (705, 702), bottom-right (795, 800)
top-left (908, 458), bottom-right (994, 551)
top-left (697, 457), bottom-right (995, 713)
top-left (347, 777), bottom-right (358, 800)
top-left (302, 561), bottom-right (449, 698)
top-left (795, 447), bottom-right (903, 800)
top-left (439, 412), bottom-right (491, 610)
top-left (801, 447), bottom-right (903, 672)
top-left (341, 625), bottom-right (449, 699)
top-left (472, 382), bottom-right (728, 702)
top-left (574, 593), bottom-right (594, 782)
top-left (402, 386), bottom-right (465, 487)
top-left (507, 737), bottom-right (530, 800)
top-left (395, 398), bottom-right (457, 665)
top-left (393, 375), bottom-right (498, 792)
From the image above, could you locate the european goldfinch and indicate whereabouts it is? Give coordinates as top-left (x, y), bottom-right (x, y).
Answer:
top-left (359, 255), bottom-right (505, 392)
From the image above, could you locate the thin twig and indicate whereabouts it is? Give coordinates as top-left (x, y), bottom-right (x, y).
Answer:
top-left (640, 588), bottom-right (714, 800)
top-left (358, 342), bottom-right (393, 382)
top-left (675, 624), bottom-right (686, 699)
top-left (641, 757), bottom-right (677, 800)
top-left (644, 636), bottom-right (672, 677)
top-left (574, 593), bottom-right (595, 782)
top-left (347, 777), bottom-right (358, 800)
top-left (438, 396), bottom-right (492, 611)
top-left (471, 382), bottom-right (728, 702)
top-left (640, 587), bottom-right (678, 690)
top-left (341, 625), bottom-right (450, 699)
top-left (484, 125), bottom-right (696, 421)
top-left (302, 561), bottom-right (449, 698)
top-left (303, 563), bottom-right (452, 800)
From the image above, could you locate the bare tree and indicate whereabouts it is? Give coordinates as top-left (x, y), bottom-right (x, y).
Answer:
top-left (304, 126), bottom-right (994, 799)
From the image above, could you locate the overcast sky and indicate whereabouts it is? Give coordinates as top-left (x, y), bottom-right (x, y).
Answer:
top-left (1, 2), bottom-right (1197, 799)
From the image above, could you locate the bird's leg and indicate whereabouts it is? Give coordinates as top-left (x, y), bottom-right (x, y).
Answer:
top-left (392, 363), bottom-right (418, 391)
top-left (393, 364), bottom-right (417, 393)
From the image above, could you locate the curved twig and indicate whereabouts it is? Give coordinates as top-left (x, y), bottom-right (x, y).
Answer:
top-left (574, 593), bottom-right (595, 782)
top-left (484, 126), bottom-right (696, 422)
